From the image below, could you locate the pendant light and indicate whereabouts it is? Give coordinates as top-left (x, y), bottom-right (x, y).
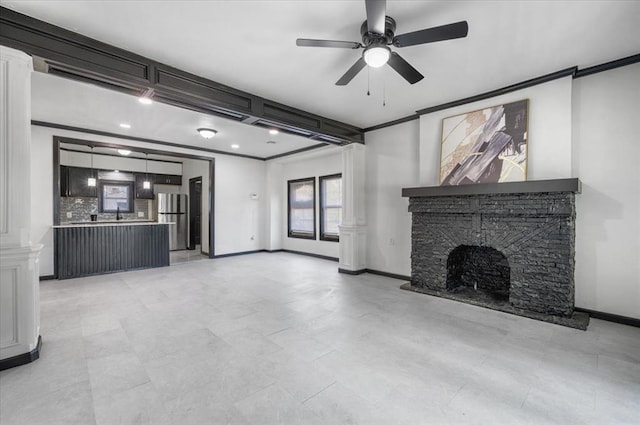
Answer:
top-left (143, 153), bottom-right (151, 189)
top-left (87, 146), bottom-right (96, 187)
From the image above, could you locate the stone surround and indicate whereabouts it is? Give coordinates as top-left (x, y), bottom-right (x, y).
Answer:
top-left (402, 179), bottom-right (588, 328)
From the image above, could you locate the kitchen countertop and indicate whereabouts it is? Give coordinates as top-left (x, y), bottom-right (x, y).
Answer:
top-left (53, 221), bottom-right (175, 228)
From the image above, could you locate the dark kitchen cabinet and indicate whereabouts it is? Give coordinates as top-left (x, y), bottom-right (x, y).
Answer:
top-left (60, 166), bottom-right (97, 197)
top-left (135, 174), bottom-right (155, 199)
top-left (154, 174), bottom-right (182, 186)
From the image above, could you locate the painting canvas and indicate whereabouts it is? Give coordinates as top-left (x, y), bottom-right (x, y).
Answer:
top-left (440, 99), bottom-right (529, 185)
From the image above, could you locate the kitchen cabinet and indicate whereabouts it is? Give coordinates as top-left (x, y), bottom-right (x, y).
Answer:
top-left (60, 166), bottom-right (97, 197)
top-left (135, 173), bottom-right (155, 199)
top-left (154, 174), bottom-right (182, 185)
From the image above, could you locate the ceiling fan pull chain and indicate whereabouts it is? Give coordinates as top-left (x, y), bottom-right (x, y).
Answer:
top-left (383, 68), bottom-right (387, 107)
top-left (367, 66), bottom-right (371, 96)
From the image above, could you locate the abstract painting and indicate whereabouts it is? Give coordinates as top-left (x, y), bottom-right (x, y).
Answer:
top-left (440, 99), bottom-right (529, 185)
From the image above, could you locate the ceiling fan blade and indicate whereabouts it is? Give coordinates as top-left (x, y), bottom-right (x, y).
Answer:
top-left (387, 52), bottom-right (424, 84)
top-left (296, 39), bottom-right (362, 49)
top-left (393, 21), bottom-right (469, 47)
top-left (336, 57), bottom-right (367, 86)
top-left (365, 0), bottom-right (386, 34)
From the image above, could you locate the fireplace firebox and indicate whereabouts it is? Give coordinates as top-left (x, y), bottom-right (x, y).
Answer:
top-left (401, 179), bottom-right (588, 329)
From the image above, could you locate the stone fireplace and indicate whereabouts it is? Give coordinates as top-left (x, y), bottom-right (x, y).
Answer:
top-left (401, 178), bottom-right (588, 329)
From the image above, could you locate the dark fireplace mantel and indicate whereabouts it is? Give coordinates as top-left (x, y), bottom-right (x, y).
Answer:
top-left (401, 178), bottom-right (587, 329)
top-left (402, 178), bottom-right (581, 198)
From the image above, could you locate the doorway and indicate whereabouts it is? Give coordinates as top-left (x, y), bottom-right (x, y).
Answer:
top-left (189, 177), bottom-right (202, 252)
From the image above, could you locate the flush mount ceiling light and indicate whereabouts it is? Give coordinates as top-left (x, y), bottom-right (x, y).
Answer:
top-left (117, 149), bottom-right (131, 156)
top-left (119, 123), bottom-right (131, 129)
top-left (363, 44), bottom-right (391, 68)
top-left (230, 144), bottom-right (240, 149)
top-left (197, 128), bottom-right (218, 139)
top-left (269, 129), bottom-right (279, 135)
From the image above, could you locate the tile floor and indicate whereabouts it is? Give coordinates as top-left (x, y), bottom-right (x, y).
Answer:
top-left (0, 252), bottom-right (638, 425)
top-left (170, 246), bottom-right (209, 264)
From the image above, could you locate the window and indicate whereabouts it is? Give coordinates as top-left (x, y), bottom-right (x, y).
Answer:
top-left (288, 177), bottom-right (316, 239)
top-left (99, 180), bottom-right (134, 213)
top-left (319, 174), bottom-right (342, 242)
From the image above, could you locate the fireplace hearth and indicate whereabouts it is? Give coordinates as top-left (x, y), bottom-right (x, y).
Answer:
top-left (401, 179), bottom-right (589, 329)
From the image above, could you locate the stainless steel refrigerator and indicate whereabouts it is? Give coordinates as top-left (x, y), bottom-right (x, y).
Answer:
top-left (157, 193), bottom-right (188, 251)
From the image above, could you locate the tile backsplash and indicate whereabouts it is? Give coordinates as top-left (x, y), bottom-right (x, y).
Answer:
top-left (60, 197), bottom-right (152, 223)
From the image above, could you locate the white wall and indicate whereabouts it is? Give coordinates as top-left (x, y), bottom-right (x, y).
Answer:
top-left (30, 127), bottom-right (55, 276)
top-left (213, 155), bottom-right (265, 256)
top-left (419, 76), bottom-right (573, 185)
top-left (274, 147), bottom-right (342, 259)
top-left (359, 68), bottom-right (639, 319)
top-left (30, 126), bottom-right (267, 274)
top-left (365, 120), bottom-right (419, 275)
top-left (572, 63), bottom-right (640, 319)
top-left (264, 161), bottom-right (284, 251)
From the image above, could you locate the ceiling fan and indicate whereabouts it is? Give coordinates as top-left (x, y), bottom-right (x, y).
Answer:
top-left (296, 0), bottom-right (468, 86)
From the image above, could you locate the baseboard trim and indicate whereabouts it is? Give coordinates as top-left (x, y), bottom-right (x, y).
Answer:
top-left (280, 249), bottom-right (339, 262)
top-left (365, 269), bottom-right (411, 281)
top-left (213, 250), bottom-right (263, 259)
top-left (39, 275), bottom-right (55, 281)
top-left (574, 308), bottom-right (640, 328)
top-left (0, 335), bottom-right (42, 371)
top-left (338, 268), bottom-right (366, 275)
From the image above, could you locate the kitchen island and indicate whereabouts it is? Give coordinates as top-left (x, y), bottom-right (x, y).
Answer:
top-left (53, 221), bottom-right (172, 279)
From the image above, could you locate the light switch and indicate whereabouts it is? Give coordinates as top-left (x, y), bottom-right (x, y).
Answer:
top-left (66, 212), bottom-right (73, 218)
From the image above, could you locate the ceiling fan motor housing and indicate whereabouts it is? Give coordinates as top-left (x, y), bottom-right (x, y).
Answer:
top-left (360, 16), bottom-right (396, 47)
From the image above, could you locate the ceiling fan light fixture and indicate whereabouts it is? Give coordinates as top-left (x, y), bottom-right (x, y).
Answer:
top-left (197, 128), bottom-right (218, 139)
top-left (117, 149), bottom-right (131, 156)
top-left (363, 45), bottom-right (390, 68)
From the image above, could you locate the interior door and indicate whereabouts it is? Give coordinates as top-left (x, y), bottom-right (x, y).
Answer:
top-left (188, 177), bottom-right (202, 250)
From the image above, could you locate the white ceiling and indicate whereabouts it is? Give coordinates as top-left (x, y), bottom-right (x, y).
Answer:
top-left (32, 72), bottom-right (324, 159)
top-left (7, 1), bottom-right (640, 139)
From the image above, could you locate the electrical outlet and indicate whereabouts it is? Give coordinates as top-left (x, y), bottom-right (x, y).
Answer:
top-left (389, 238), bottom-right (395, 246)
top-left (66, 212), bottom-right (73, 218)
top-left (138, 211), bottom-right (144, 218)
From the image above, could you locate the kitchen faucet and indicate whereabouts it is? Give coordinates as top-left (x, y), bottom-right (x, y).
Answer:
top-left (116, 206), bottom-right (122, 220)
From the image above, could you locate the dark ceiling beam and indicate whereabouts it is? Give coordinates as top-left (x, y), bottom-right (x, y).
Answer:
top-left (0, 6), bottom-right (364, 145)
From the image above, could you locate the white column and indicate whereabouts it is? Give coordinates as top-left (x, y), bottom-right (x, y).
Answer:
top-left (339, 143), bottom-right (367, 273)
top-left (0, 46), bottom-right (42, 366)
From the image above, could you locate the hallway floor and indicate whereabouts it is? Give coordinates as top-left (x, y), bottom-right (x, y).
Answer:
top-left (1, 252), bottom-right (638, 425)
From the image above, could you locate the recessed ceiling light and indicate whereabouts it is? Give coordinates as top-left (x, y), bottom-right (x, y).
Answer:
top-left (117, 149), bottom-right (131, 156)
top-left (231, 144), bottom-right (240, 149)
top-left (266, 140), bottom-right (277, 144)
top-left (269, 129), bottom-right (279, 135)
top-left (138, 97), bottom-right (152, 105)
top-left (114, 170), bottom-right (120, 173)
top-left (197, 128), bottom-right (217, 139)
top-left (119, 123), bottom-right (131, 129)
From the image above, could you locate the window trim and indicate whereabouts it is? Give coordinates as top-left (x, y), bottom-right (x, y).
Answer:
top-left (98, 180), bottom-right (135, 213)
top-left (319, 173), bottom-right (342, 242)
top-left (287, 177), bottom-right (316, 240)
